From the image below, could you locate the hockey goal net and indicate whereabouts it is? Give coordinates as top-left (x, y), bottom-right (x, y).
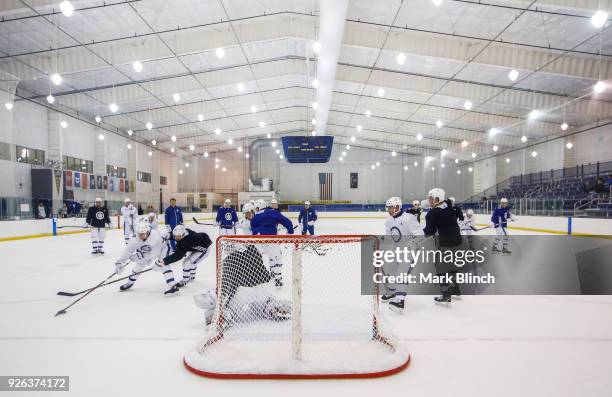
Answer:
top-left (183, 235), bottom-right (409, 379)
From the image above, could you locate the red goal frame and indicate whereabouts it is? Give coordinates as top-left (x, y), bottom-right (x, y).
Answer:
top-left (183, 234), bottom-right (410, 379)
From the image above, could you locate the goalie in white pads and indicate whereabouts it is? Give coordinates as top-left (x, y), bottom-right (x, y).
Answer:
top-left (120, 198), bottom-right (137, 244)
top-left (383, 196), bottom-right (424, 313)
top-left (194, 244), bottom-right (291, 328)
top-left (114, 219), bottom-right (179, 295)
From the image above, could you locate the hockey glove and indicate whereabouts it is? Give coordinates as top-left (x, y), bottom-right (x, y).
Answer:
top-left (152, 259), bottom-right (165, 272)
top-left (115, 261), bottom-right (127, 275)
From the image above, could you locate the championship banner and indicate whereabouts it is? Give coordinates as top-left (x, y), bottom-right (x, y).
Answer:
top-left (89, 174), bottom-right (96, 189)
top-left (125, 179), bottom-right (130, 193)
top-left (74, 172), bottom-right (80, 188)
top-left (96, 175), bottom-right (103, 190)
top-left (66, 170), bottom-right (73, 188)
top-left (119, 179), bottom-right (124, 192)
top-left (108, 177), bottom-right (117, 192)
top-left (103, 176), bottom-right (108, 190)
top-left (53, 168), bottom-right (62, 194)
top-left (81, 174), bottom-right (88, 190)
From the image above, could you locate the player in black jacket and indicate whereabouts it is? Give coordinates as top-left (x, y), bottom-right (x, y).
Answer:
top-left (423, 188), bottom-right (462, 305)
top-left (85, 197), bottom-right (111, 254)
top-left (156, 225), bottom-right (212, 287)
top-left (406, 200), bottom-right (422, 223)
top-left (447, 196), bottom-right (464, 222)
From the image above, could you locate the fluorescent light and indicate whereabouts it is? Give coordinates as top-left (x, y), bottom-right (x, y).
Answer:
top-left (132, 61), bottom-right (143, 73)
top-left (312, 78), bottom-right (320, 88)
top-left (238, 147), bottom-right (243, 152)
top-left (227, 139), bottom-right (233, 145)
top-left (148, 151), bottom-right (152, 156)
top-left (416, 134), bottom-right (423, 141)
top-left (391, 151), bottom-right (397, 157)
top-left (311, 130), bottom-right (317, 136)
top-left (377, 87), bottom-right (385, 97)
top-left (493, 145), bottom-right (499, 152)
top-left (457, 170), bottom-right (461, 174)
top-left (346, 145), bottom-right (351, 150)
top-left (471, 152), bottom-right (477, 158)
top-left (468, 167), bottom-right (473, 172)
top-left (204, 152), bottom-right (209, 158)
top-left (339, 156), bottom-right (343, 162)
top-left (356, 124), bottom-right (362, 132)
top-left (4, 102), bottom-right (13, 110)
top-left (237, 82), bottom-right (245, 92)
top-left (454, 158), bottom-right (459, 164)
top-left (98, 134), bottom-right (105, 141)
top-left (371, 165), bottom-right (375, 170)
top-left (435, 120), bottom-right (443, 128)
top-left (271, 141), bottom-right (277, 147)
top-left (441, 149), bottom-right (448, 156)
top-left (216, 47), bottom-right (225, 59)
top-left (109, 103), bottom-right (118, 113)
top-left (566, 142), bottom-right (573, 149)
top-left (250, 105), bottom-right (257, 113)
top-left (185, 162), bottom-right (189, 167)
top-left (259, 121), bottom-right (266, 128)
top-left (60, 1), bottom-right (74, 17)
top-left (189, 144), bottom-right (195, 151)
top-left (521, 135), bottom-right (528, 143)
top-left (146, 122), bottom-right (153, 130)
top-left (170, 147), bottom-right (174, 153)
top-left (275, 149), bottom-right (280, 154)
top-left (312, 102), bottom-right (318, 110)
top-left (51, 73), bottom-right (62, 85)
top-left (46, 94), bottom-right (55, 104)
top-left (376, 162), bottom-right (380, 167)
top-left (95, 115), bottom-right (101, 123)
top-left (365, 109), bottom-right (371, 117)
top-left (489, 127), bottom-right (500, 135)
top-left (508, 69), bottom-right (519, 81)
top-left (198, 114), bottom-right (204, 122)
top-left (172, 93), bottom-right (180, 103)
top-left (127, 143), bottom-right (132, 150)
top-left (312, 41), bottom-right (321, 54)
top-left (179, 169), bottom-right (183, 174)
top-left (404, 165), bottom-right (408, 171)
top-left (414, 161), bottom-right (418, 166)
top-left (528, 109), bottom-right (540, 119)
top-left (60, 120), bottom-right (68, 128)
top-left (461, 140), bottom-right (468, 147)
top-left (464, 100), bottom-right (473, 110)
top-left (396, 53), bottom-right (406, 65)
top-left (506, 157), bottom-right (510, 163)
top-left (594, 81), bottom-right (606, 94)
top-left (531, 150), bottom-right (538, 157)
top-left (432, 0), bottom-right (442, 6)
top-left (266, 133), bottom-right (271, 138)
top-left (127, 129), bottom-right (133, 136)
top-left (215, 128), bottom-right (221, 135)
top-left (350, 136), bottom-right (356, 142)
top-left (311, 118), bottom-right (317, 125)
top-left (441, 163), bottom-right (445, 168)
top-left (560, 122), bottom-right (568, 131)
top-left (151, 140), bottom-right (156, 146)
top-left (591, 10), bottom-right (608, 28)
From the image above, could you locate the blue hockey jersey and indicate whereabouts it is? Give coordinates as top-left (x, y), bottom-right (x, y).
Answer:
top-left (251, 208), bottom-right (294, 235)
top-left (298, 207), bottom-right (318, 227)
top-left (491, 207), bottom-right (514, 228)
top-left (216, 207), bottom-right (238, 229)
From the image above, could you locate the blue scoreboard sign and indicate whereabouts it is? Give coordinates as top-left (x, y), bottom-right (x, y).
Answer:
top-left (281, 136), bottom-right (334, 163)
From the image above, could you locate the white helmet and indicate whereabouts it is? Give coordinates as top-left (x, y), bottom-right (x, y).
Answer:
top-left (224, 199), bottom-right (231, 205)
top-left (412, 200), bottom-right (420, 206)
top-left (428, 188), bottom-right (446, 203)
top-left (95, 197), bottom-right (102, 203)
top-left (420, 199), bottom-right (431, 209)
top-left (385, 196), bottom-right (402, 208)
top-left (194, 289), bottom-right (217, 310)
top-left (448, 196), bottom-right (456, 203)
top-left (135, 220), bottom-right (151, 234)
top-left (255, 199), bottom-right (267, 210)
top-left (250, 200), bottom-right (255, 205)
top-left (467, 209), bottom-right (474, 216)
top-left (242, 202), bottom-right (255, 214)
top-left (124, 198), bottom-right (131, 204)
top-left (500, 197), bottom-right (509, 203)
top-left (172, 224), bottom-right (188, 238)
top-left (270, 198), bottom-right (278, 204)
top-left (304, 200), bottom-right (311, 206)
top-left (147, 212), bottom-right (156, 222)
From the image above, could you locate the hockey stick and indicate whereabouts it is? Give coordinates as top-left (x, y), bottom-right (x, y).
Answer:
top-left (192, 216), bottom-right (215, 226)
top-left (57, 225), bottom-right (88, 229)
top-left (55, 271), bottom-right (116, 316)
top-left (57, 268), bottom-right (152, 297)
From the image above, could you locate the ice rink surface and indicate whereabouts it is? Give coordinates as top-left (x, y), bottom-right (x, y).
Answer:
top-left (1, 217), bottom-right (611, 396)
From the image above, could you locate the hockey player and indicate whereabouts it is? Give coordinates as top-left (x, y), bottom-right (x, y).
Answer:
top-left (383, 197), bottom-right (424, 313)
top-left (85, 198), bottom-right (111, 254)
top-left (216, 199), bottom-right (238, 235)
top-left (297, 200), bottom-right (317, 235)
top-left (156, 225), bottom-right (212, 287)
top-left (250, 204), bottom-right (294, 288)
top-left (236, 203), bottom-right (255, 234)
top-left (164, 198), bottom-right (183, 250)
top-left (447, 196), bottom-right (464, 222)
top-left (194, 244), bottom-right (291, 328)
top-left (269, 198), bottom-right (279, 211)
top-left (114, 220), bottom-right (179, 295)
top-left (254, 198), bottom-right (267, 213)
top-left (120, 198), bottom-right (137, 244)
top-left (423, 188), bottom-right (463, 305)
top-left (459, 209), bottom-right (478, 236)
top-left (146, 212), bottom-right (159, 229)
top-left (406, 200), bottom-right (422, 223)
top-left (491, 198), bottom-right (516, 254)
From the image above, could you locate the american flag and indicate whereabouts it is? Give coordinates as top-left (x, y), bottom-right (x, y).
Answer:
top-left (319, 173), bottom-right (333, 201)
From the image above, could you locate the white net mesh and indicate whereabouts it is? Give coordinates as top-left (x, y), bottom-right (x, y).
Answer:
top-left (184, 235), bottom-right (410, 378)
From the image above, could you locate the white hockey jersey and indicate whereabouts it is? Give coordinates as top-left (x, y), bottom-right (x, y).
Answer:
top-left (116, 229), bottom-right (165, 264)
top-left (384, 211), bottom-right (424, 243)
top-left (236, 219), bottom-right (252, 235)
top-left (121, 205), bottom-right (137, 225)
top-left (459, 217), bottom-right (476, 235)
